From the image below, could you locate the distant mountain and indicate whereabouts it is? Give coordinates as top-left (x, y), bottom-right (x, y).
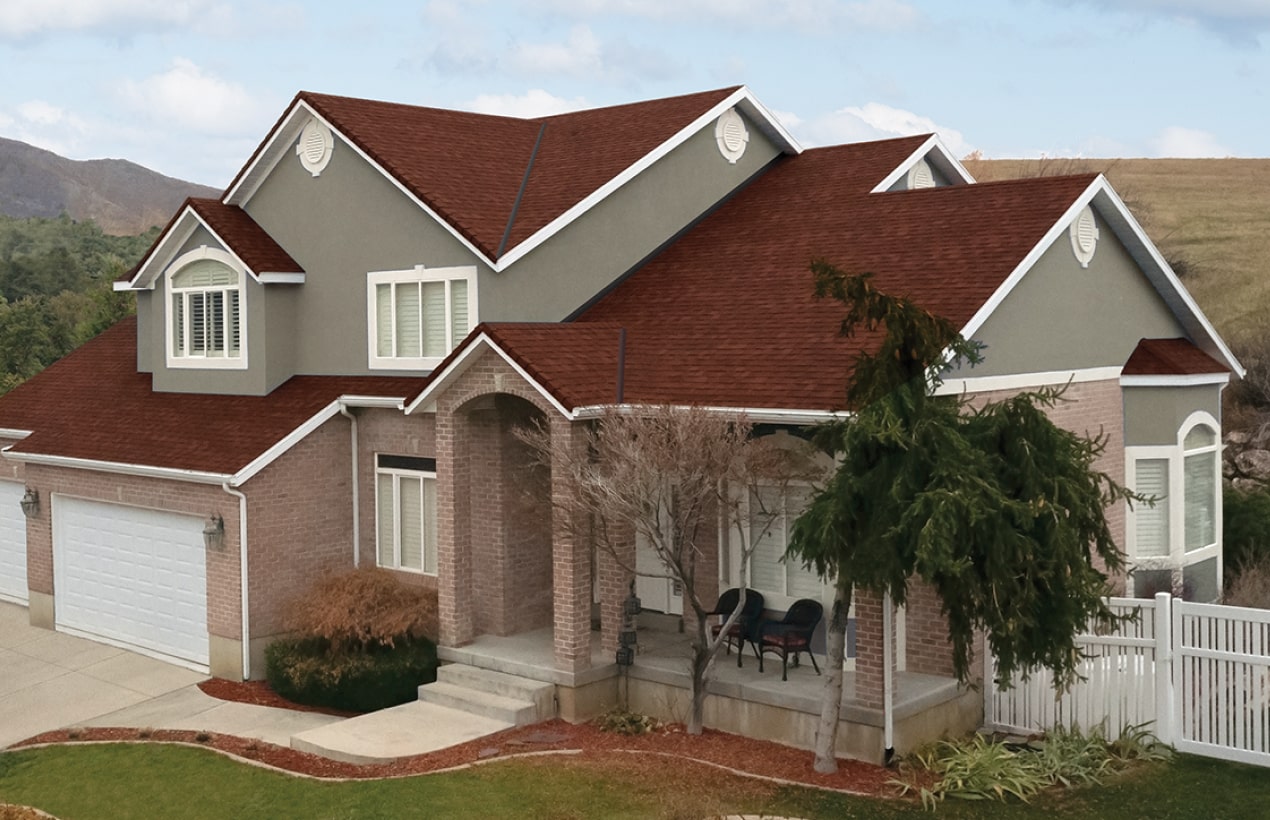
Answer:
top-left (0, 136), bottom-right (219, 236)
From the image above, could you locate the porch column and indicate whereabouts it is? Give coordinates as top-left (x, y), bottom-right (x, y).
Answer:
top-left (599, 522), bottom-right (635, 655)
top-left (853, 589), bottom-right (894, 710)
top-left (436, 405), bottom-right (475, 648)
top-left (904, 579), bottom-right (959, 678)
top-left (551, 417), bottom-right (592, 673)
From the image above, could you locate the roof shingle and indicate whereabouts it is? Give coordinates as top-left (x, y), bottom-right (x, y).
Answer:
top-left (1123, 338), bottom-right (1228, 377)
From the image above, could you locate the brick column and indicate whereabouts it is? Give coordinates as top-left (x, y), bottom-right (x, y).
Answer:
top-left (436, 406), bottom-right (474, 648)
top-left (551, 418), bottom-right (592, 673)
top-left (599, 522), bottom-right (635, 654)
top-left (904, 579), bottom-right (958, 678)
top-left (853, 589), bottom-right (895, 710)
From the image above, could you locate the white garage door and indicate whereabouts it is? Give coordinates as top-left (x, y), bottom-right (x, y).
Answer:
top-left (54, 497), bottom-right (208, 668)
top-left (0, 481), bottom-right (28, 603)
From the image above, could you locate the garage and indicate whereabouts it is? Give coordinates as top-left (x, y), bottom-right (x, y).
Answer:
top-left (0, 481), bottom-right (27, 603)
top-left (53, 496), bottom-right (208, 669)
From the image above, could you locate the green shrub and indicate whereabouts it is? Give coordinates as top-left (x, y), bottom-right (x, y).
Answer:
top-left (265, 635), bottom-right (438, 713)
top-left (1223, 486), bottom-right (1270, 578)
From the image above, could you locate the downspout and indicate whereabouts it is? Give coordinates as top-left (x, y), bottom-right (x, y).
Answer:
top-left (339, 404), bottom-right (360, 568)
top-left (882, 591), bottom-right (895, 764)
top-left (222, 482), bottom-right (250, 680)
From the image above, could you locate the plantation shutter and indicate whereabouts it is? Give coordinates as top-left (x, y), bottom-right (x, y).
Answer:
top-left (1184, 450), bottom-right (1216, 551)
top-left (1134, 459), bottom-right (1170, 557)
top-left (784, 486), bottom-right (822, 598)
top-left (450, 279), bottom-right (469, 349)
top-left (228, 291), bottom-right (241, 355)
top-left (375, 284), bottom-right (394, 357)
top-left (376, 473), bottom-right (394, 567)
top-left (399, 475), bottom-right (424, 570)
top-left (172, 294), bottom-right (185, 355)
top-left (421, 281), bottom-right (447, 358)
top-left (423, 478), bottom-right (438, 574)
top-left (750, 486), bottom-right (783, 594)
top-left (208, 291), bottom-right (226, 357)
top-left (395, 282), bottom-right (422, 358)
top-left (190, 292), bottom-right (208, 353)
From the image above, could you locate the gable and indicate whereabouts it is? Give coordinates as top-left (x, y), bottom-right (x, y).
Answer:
top-left (872, 134), bottom-right (975, 193)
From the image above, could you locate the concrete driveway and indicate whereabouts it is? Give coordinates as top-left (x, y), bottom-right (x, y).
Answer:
top-left (0, 601), bottom-right (340, 749)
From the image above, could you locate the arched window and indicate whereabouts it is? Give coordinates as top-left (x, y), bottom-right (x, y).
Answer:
top-left (165, 248), bottom-right (245, 368)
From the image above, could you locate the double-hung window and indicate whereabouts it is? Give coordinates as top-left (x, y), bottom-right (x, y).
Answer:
top-left (1127, 412), bottom-right (1222, 601)
top-left (375, 455), bottom-right (438, 574)
top-left (367, 265), bottom-right (476, 370)
top-left (165, 249), bottom-right (245, 368)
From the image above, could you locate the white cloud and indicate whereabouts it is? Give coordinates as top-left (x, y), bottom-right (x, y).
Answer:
top-left (510, 25), bottom-right (604, 76)
top-left (464, 89), bottom-right (591, 119)
top-left (0, 0), bottom-right (222, 39)
top-left (1149, 126), bottom-right (1232, 157)
top-left (1, 99), bottom-right (93, 159)
top-left (119, 58), bottom-right (265, 135)
top-left (538, 0), bottom-right (923, 31)
top-left (796, 102), bottom-right (972, 156)
top-left (1041, 0), bottom-right (1270, 44)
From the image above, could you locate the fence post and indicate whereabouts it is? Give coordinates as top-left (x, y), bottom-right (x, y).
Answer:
top-left (983, 636), bottom-right (994, 731)
top-left (1154, 592), bottom-right (1173, 745)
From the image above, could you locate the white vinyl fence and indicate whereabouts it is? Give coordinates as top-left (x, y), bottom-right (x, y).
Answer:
top-left (985, 593), bottom-right (1270, 767)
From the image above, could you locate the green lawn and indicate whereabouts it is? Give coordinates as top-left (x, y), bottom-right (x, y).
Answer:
top-left (1, 744), bottom-right (1267, 819)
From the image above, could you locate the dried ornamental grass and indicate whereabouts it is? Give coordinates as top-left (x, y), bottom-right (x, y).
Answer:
top-left (285, 567), bottom-right (433, 651)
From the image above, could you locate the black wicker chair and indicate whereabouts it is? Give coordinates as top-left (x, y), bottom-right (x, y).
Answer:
top-left (707, 588), bottom-right (765, 667)
top-left (758, 598), bottom-right (823, 681)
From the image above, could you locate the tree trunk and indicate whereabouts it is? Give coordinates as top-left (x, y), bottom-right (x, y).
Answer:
top-left (687, 616), bottom-right (714, 734)
top-left (813, 577), bottom-right (852, 773)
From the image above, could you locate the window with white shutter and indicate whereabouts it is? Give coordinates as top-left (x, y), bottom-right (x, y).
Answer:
top-left (367, 265), bottom-right (476, 370)
top-left (165, 249), bottom-right (246, 369)
top-left (747, 484), bottom-right (824, 604)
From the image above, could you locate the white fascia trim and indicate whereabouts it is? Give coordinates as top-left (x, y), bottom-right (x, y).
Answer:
top-left (230, 400), bottom-right (344, 485)
top-left (225, 101), bottom-right (499, 269)
top-left (0, 428), bottom-right (32, 440)
top-left (935, 366), bottom-right (1123, 396)
top-left (258, 272), bottom-right (306, 284)
top-left (403, 333), bottom-right (573, 419)
top-left (124, 206), bottom-right (287, 290)
top-left (570, 403), bottom-right (849, 425)
top-left (1120, 373), bottom-right (1231, 388)
top-left (0, 450), bottom-right (232, 484)
top-left (869, 134), bottom-right (976, 194)
top-left (340, 395), bottom-right (407, 410)
top-left (496, 87), bottom-right (799, 270)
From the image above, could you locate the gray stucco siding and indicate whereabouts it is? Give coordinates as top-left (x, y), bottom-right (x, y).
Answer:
top-left (962, 208), bottom-right (1184, 378)
top-left (480, 110), bottom-right (784, 323)
top-left (1123, 384), bottom-right (1223, 447)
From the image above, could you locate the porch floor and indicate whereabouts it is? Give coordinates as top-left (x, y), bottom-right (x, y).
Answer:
top-left (437, 614), bottom-right (965, 726)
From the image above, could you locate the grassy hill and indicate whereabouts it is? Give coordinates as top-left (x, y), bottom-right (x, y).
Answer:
top-left (964, 158), bottom-right (1270, 344)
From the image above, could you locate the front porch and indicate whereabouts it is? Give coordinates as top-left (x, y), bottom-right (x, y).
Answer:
top-left (438, 614), bottom-right (981, 764)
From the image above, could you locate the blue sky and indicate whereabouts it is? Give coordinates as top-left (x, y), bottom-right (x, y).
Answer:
top-left (1, 0), bottom-right (1265, 187)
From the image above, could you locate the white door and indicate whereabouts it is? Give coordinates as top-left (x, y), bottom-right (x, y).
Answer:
top-left (634, 532), bottom-right (683, 615)
top-left (54, 496), bottom-right (208, 668)
top-left (0, 482), bottom-right (27, 603)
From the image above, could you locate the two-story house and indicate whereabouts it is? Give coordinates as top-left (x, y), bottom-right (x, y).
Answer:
top-left (0, 85), bottom-right (1240, 761)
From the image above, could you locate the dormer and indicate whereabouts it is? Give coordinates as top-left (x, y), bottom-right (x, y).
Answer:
top-left (873, 134), bottom-right (975, 193)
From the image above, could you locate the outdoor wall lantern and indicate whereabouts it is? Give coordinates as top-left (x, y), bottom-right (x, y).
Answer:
top-left (203, 513), bottom-right (224, 550)
top-left (19, 487), bottom-right (38, 518)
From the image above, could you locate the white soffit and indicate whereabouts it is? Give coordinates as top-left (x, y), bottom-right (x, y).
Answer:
top-left (870, 134), bottom-right (975, 194)
top-left (958, 175), bottom-right (1243, 379)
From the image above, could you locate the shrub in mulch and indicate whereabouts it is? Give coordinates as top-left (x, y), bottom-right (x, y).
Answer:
top-left (265, 635), bottom-right (437, 713)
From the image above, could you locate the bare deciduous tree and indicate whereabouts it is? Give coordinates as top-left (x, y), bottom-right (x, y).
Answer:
top-left (519, 405), bottom-right (822, 734)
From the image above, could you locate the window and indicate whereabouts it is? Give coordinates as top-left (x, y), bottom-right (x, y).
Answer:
top-left (1127, 412), bottom-right (1221, 600)
top-left (165, 248), bottom-right (246, 369)
top-left (375, 455), bottom-right (437, 574)
top-left (367, 265), bottom-right (476, 370)
top-left (748, 484), bottom-right (824, 603)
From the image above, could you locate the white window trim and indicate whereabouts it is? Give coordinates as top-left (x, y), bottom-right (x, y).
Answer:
top-left (374, 456), bottom-right (437, 576)
top-left (164, 246), bottom-right (248, 370)
top-left (366, 264), bottom-right (477, 371)
top-left (1125, 410), bottom-right (1222, 597)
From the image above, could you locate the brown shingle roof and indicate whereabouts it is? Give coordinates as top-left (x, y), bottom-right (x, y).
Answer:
top-left (564, 149), bottom-right (1099, 411)
top-left (295, 87), bottom-right (741, 260)
top-left (1123, 338), bottom-right (1228, 376)
top-left (188, 199), bottom-right (302, 275)
top-left (0, 318), bottom-right (421, 475)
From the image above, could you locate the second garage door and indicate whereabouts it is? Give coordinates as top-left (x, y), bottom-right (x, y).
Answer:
top-left (0, 481), bottom-right (27, 604)
top-left (53, 497), bottom-right (208, 668)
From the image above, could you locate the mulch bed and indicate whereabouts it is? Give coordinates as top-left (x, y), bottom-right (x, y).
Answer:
top-left (9, 679), bottom-right (899, 798)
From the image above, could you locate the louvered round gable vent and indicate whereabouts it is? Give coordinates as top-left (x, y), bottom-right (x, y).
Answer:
top-left (1069, 206), bottom-right (1100, 268)
top-left (714, 108), bottom-right (749, 164)
top-left (296, 118), bottom-right (334, 176)
top-left (907, 158), bottom-right (935, 189)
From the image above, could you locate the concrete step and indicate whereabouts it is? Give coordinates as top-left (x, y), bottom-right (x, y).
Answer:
top-left (290, 700), bottom-right (512, 765)
top-left (417, 681), bottom-right (542, 726)
top-left (433, 664), bottom-right (556, 721)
